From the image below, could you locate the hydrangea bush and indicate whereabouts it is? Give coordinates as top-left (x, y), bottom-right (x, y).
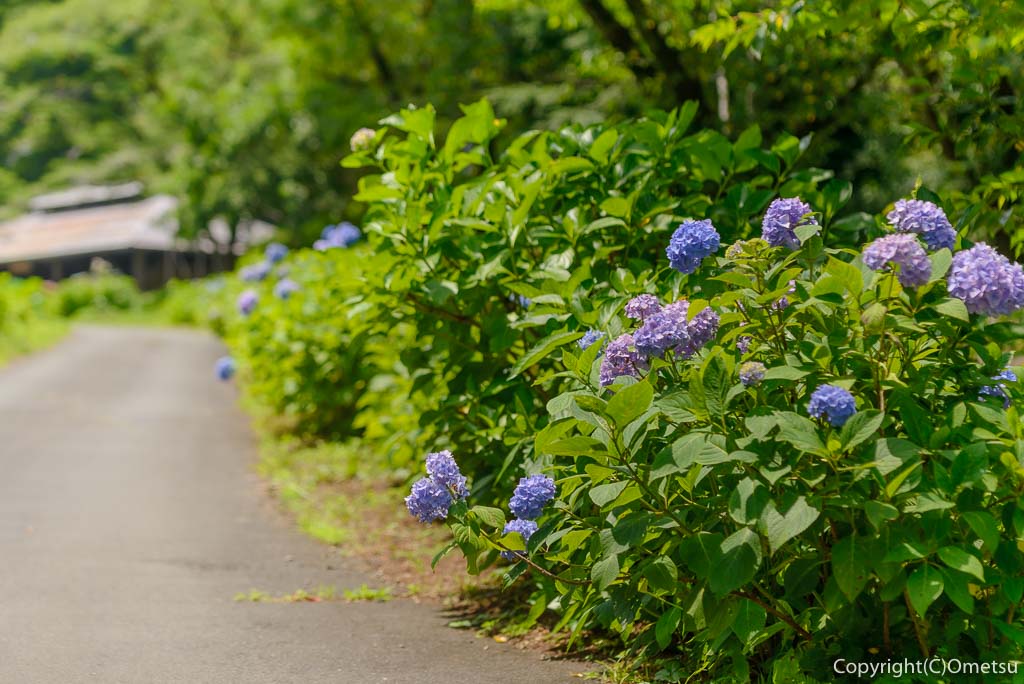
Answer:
top-left (409, 193), bottom-right (1024, 679)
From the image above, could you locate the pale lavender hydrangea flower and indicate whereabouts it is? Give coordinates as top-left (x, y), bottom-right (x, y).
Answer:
top-left (807, 384), bottom-right (857, 427)
top-left (405, 450), bottom-right (469, 523)
top-left (577, 329), bottom-right (605, 351)
top-left (634, 300), bottom-right (691, 357)
top-left (599, 333), bottom-right (647, 386)
top-left (350, 127), bottom-right (376, 151)
top-left (500, 519), bottom-right (539, 561)
top-left (762, 198), bottom-right (818, 249)
top-left (739, 361), bottom-right (766, 387)
top-left (509, 475), bottom-right (556, 520)
top-left (666, 219), bottom-right (720, 275)
top-left (265, 242), bottom-right (288, 264)
top-left (886, 199), bottom-right (955, 251)
top-left (405, 478), bottom-right (454, 523)
top-left (237, 290), bottom-right (258, 316)
top-left (315, 222), bottom-right (362, 250)
top-left (947, 243), bottom-right (1024, 316)
top-left (239, 262), bottom-right (271, 282)
top-left (737, 336), bottom-right (752, 354)
top-left (677, 307), bottom-right (720, 358)
top-left (425, 450), bottom-right (469, 498)
top-left (273, 278), bottom-right (300, 300)
top-left (862, 233), bottom-right (932, 288)
top-left (625, 294), bottom-right (661, 322)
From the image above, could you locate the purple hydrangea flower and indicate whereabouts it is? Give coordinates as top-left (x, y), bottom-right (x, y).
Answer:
top-left (947, 243), bottom-right (1024, 316)
top-left (739, 361), bottom-right (766, 387)
top-left (677, 307), bottom-right (720, 358)
top-left (239, 261), bottom-right (271, 282)
top-left (265, 242), bottom-right (288, 264)
top-left (500, 518), bottom-right (539, 561)
top-left (509, 475), bottom-right (556, 520)
top-left (315, 222), bottom-right (362, 250)
top-left (807, 384), bottom-right (857, 427)
top-left (635, 300), bottom-right (691, 357)
top-left (886, 199), bottom-right (955, 251)
top-left (510, 294), bottom-right (531, 309)
top-left (625, 294), bottom-right (661, 322)
top-left (237, 289), bottom-right (258, 316)
top-left (737, 335), bottom-right (752, 354)
top-left (599, 333), bottom-right (647, 386)
top-left (273, 278), bottom-right (300, 300)
top-left (666, 219), bottom-right (721, 275)
top-left (979, 369), bottom-right (1016, 408)
top-left (215, 356), bottom-right (235, 381)
top-left (405, 478), bottom-right (455, 523)
top-left (762, 198), bottom-right (818, 249)
top-left (862, 233), bottom-right (932, 288)
top-left (771, 296), bottom-right (789, 312)
top-left (425, 450), bottom-right (469, 498)
top-left (577, 329), bottom-right (605, 351)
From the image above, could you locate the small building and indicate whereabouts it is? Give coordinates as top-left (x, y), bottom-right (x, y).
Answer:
top-left (0, 183), bottom-right (270, 289)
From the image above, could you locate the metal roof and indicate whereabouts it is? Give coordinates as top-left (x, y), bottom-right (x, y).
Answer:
top-left (0, 195), bottom-right (184, 265)
top-left (27, 182), bottom-right (145, 213)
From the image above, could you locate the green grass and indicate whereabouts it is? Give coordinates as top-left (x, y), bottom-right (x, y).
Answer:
top-left (232, 584), bottom-right (392, 603)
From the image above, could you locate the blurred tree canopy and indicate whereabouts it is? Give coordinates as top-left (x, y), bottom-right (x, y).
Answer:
top-left (1, 0), bottom-right (1021, 250)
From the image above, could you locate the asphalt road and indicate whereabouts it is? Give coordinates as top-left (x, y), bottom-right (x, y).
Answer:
top-left (0, 325), bottom-right (584, 683)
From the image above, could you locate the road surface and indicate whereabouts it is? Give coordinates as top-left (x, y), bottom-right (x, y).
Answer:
top-left (0, 326), bottom-right (584, 683)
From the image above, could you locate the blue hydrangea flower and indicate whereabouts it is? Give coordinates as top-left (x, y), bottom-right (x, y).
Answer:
top-left (677, 307), bottom-right (720, 358)
top-left (625, 294), bottom-right (661, 322)
top-left (273, 278), bottom-right (300, 300)
top-left (510, 294), bottom-right (531, 309)
top-left (215, 356), bottom-right (235, 381)
top-left (500, 518), bottom-right (539, 561)
top-left (239, 261), bottom-right (271, 282)
top-left (807, 384), bottom-right (857, 427)
top-left (635, 300), bottom-right (691, 357)
top-left (425, 450), bottom-right (469, 498)
top-left (947, 243), bottom-right (1024, 316)
top-left (405, 450), bottom-right (469, 524)
top-left (772, 297), bottom-right (789, 312)
top-left (265, 242), bottom-right (288, 264)
top-left (666, 219), bottom-right (721, 275)
top-left (405, 478), bottom-right (455, 523)
top-left (577, 329), bottom-right (605, 351)
top-left (315, 222), bottom-right (362, 250)
top-left (886, 199), bottom-right (955, 251)
top-left (739, 361), bottom-right (766, 387)
top-left (979, 369), bottom-right (1016, 408)
top-left (599, 333), bottom-right (647, 386)
top-left (736, 335), bottom-right (752, 354)
top-left (237, 289), bottom-right (258, 316)
top-left (509, 475), bottom-right (556, 520)
top-left (762, 198), bottom-right (818, 249)
top-left (863, 233), bottom-right (932, 288)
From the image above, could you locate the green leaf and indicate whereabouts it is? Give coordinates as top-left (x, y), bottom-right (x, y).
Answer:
top-left (679, 532), bottom-right (722, 580)
top-left (906, 565), bottom-right (944, 617)
top-left (773, 412), bottom-right (826, 454)
top-left (864, 500), bottom-right (899, 529)
top-left (962, 511), bottom-right (1000, 552)
top-left (470, 506), bottom-right (506, 529)
top-left (937, 547), bottom-right (984, 582)
top-left (832, 536), bottom-right (869, 601)
top-left (839, 410), bottom-right (883, 451)
top-left (655, 607), bottom-right (681, 649)
top-left (541, 436), bottom-right (606, 456)
top-left (731, 599), bottom-right (767, 645)
top-left (935, 297), bottom-right (970, 322)
top-left (591, 555), bottom-right (619, 590)
top-left (606, 380), bottom-right (653, 428)
top-left (762, 366), bottom-right (808, 381)
top-left (758, 497), bottom-right (819, 554)
top-left (589, 481), bottom-right (629, 508)
top-left (589, 129), bottom-right (618, 164)
top-left (642, 556), bottom-right (679, 592)
top-left (729, 478), bottom-right (769, 525)
top-left (938, 567), bottom-right (974, 614)
top-left (509, 330), bottom-right (583, 378)
top-left (710, 529), bottom-right (762, 596)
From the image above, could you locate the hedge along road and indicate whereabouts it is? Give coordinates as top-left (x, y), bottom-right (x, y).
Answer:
top-left (0, 325), bottom-right (583, 683)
